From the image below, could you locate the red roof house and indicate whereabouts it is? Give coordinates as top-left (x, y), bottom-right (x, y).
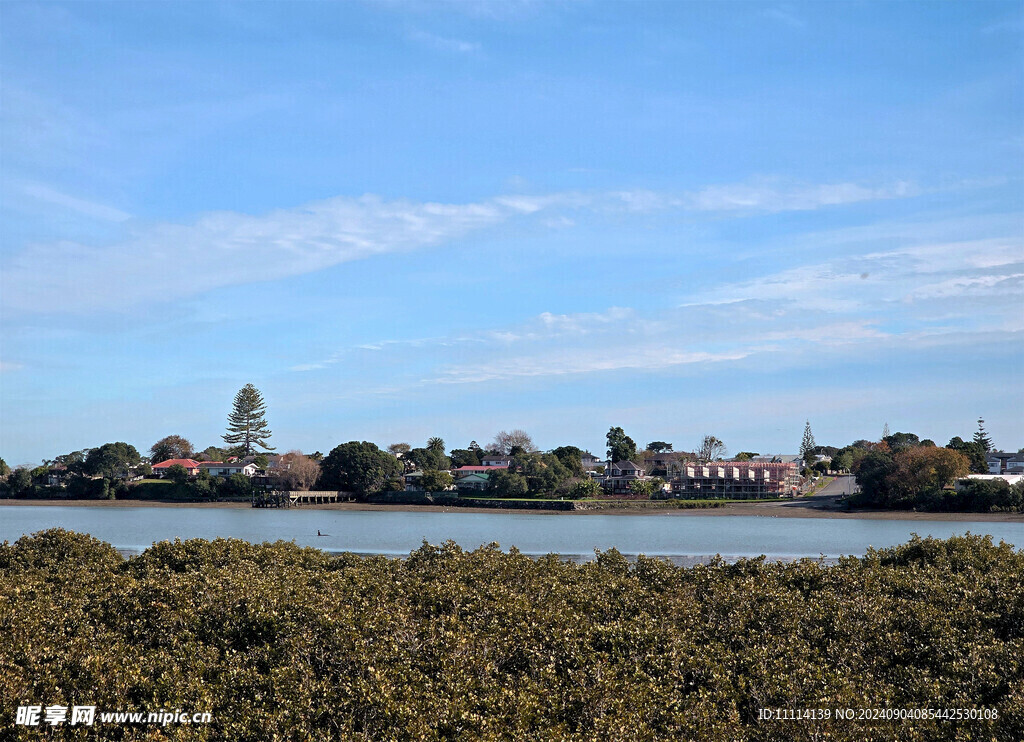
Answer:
top-left (151, 459), bottom-right (203, 477)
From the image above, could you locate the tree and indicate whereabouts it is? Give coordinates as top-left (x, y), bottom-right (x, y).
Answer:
top-left (276, 451), bottom-right (321, 491)
top-left (630, 478), bottom-right (665, 498)
top-left (405, 447), bottom-right (450, 472)
top-left (388, 443), bottom-right (411, 456)
top-left (84, 442), bottom-right (141, 479)
top-left (883, 432), bottom-right (920, 452)
top-left (550, 446), bottom-right (585, 477)
top-left (223, 383), bottom-right (275, 456)
top-left (486, 469), bottom-right (529, 498)
top-left (319, 442), bottom-right (403, 498)
top-left (426, 437), bottom-right (446, 453)
top-left (491, 430), bottom-right (536, 455)
top-left (166, 464), bottom-right (190, 484)
top-left (646, 441), bottom-right (673, 454)
top-left (568, 477), bottom-right (601, 499)
top-left (449, 448), bottom-right (482, 468)
top-left (735, 452), bottom-right (758, 462)
top-left (517, 453), bottom-right (572, 496)
top-left (420, 470), bottom-right (454, 492)
top-left (974, 417), bottom-right (993, 452)
top-left (196, 446), bottom-right (229, 462)
top-left (0, 458), bottom-right (9, 479)
top-left (7, 468), bottom-right (33, 497)
top-left (149, 435), bottom-right (194, 464)
top-left (606, 427), bottom-right (637, 463)
top-left (800, 422), bottom-right (816, 462)
top-left (696, 435), bottom-right (726, 463)
top-left (946, 437), bottom-right (988, 474)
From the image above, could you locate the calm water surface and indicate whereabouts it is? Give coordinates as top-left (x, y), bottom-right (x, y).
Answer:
top-left (2, 505), bottom-right (1022, 561)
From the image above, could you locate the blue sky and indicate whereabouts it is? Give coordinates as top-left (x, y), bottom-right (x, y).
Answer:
top-left (1, 1), bottom-right (1022, 466)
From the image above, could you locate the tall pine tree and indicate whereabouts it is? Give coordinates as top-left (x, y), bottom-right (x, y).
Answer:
top-left (974, 417), bottom-right (993, 452)
top-left (800, 421), bottom-right (816, 462)
top-left (223, 384), bottom-right (275, 456)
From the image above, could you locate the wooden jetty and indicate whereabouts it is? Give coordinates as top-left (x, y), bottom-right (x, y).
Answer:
top-left (252, 490), bottom-right (342, 508)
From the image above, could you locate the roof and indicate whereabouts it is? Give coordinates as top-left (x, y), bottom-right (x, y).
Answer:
top-left (200, 461), bottom-right (253, 469)
top-left (610, 461), bottom-right (643, 471)
top-left (152, 459), bottom-right (201, 469)
top-left (456, 473), bottom-right (491, 483)
top-left (452, 465), bottom-right (508, 472)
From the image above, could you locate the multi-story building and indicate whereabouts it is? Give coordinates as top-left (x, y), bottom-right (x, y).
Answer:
top-left (670, 461), bottom-right (799, 499)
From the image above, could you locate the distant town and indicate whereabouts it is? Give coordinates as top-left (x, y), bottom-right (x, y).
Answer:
top-left (1, 385), bottom-right (1021, 515)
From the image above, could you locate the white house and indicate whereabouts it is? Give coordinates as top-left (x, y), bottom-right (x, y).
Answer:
top-left (481, 454), bottom-right (513, 467)
top-left (200, 462), bottom-right (258, 478)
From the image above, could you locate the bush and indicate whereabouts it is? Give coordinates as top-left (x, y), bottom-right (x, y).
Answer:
top-left (0, 531), bottom-right (1021, 740)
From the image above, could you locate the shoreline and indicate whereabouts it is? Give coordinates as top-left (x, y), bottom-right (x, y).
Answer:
top-left (3, 497), bottom-right (1023, 522)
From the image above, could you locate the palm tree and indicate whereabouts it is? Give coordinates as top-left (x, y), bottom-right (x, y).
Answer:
top-left (426, 437), bottom-right (445, 453)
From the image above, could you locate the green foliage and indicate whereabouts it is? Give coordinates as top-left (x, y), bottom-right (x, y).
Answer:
top-left (852, 447), bottom-right (973, 510)
top-left (606, 426), bottom-right (637, 463)
top-left (84, 441), bottom-right (141, 479)
top-left (882, 431), bottom-right (920, 451)
top-left (449, 448), bottom-right (483, 468)
top-left (947, 436), bottom-right (989, 474)
top-left (800, 421), bottom-right (816, 461)
top-left (426, 436), bottom-right (446, 453)
top-left (6, 468), bottom-right (34, 497)
top-left (1, 531), bottom-right (1022, 741)
top-left (645, 441), bottom-right (673, 454)
top-left (920, 479), bottom-right (1024, 513)
top-left (568, 477), bottom-right (601, 499)
top-left (0, 457), bottom-right (9, 479)
top-left (974, 417), bottom-right (993, 452)
top-left (550, 445), bottom-right (585, 477)
top-left (149, 434), bottom-right (194, 464)
top-left (629, 478), bottom-right (665, 498)
top-left (486, 469), bottom-right (529, 498)
top-left (319, 441), bottom-right (403, 498)
top-left (223, 383), bottom-right (275, 455)
top-left (405, 446), bottom-right (451, 471)
top-left (165, 463), bottom-right (190, 484)
top-left (420, 469), bottom-right (454, 492)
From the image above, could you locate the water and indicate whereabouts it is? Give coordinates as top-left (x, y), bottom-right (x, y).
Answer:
top-left (2, 505), bottom-right (1022, 562)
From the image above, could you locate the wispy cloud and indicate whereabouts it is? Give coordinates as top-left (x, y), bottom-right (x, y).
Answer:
top-left (21, 183), bottom-right (131, 222)
top-left (760, 5), bottom-right (807, 30)
top-left (432, 347), bottom-right (753, 384)
top-left (409, 28), bottom-right (481, 53)
top-left (1, 194), bottom-right (538, 314)
top-left (613, 179), bottom-right (917, 214)
top-left (0, 178), bottom-right (922, 315)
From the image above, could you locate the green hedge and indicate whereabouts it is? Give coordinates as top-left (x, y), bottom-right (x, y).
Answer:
top-left (1, 530), bottom-right (1022, 740)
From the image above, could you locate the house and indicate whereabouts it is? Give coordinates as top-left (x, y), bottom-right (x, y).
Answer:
top-left (450, 465), bottom-right (508, 478)
top-left (602, 460), bottom-right (646, 495)
top-left (987, 452), bottom-right (1024, 474)
top-left (151, 459), bottom-right (203, 477)
top-left (455, 473), bottom-right (491, 492)
top-left (200, 462), bottom-right (259, 478)
top-left (580, 452), bottom-right (602, 471)
top-left (670, 462), bottom-right (799, 499)
top-left (404, 471), bottom-right (424, 491)
top-left (481, 454), bottom-right (513, 467)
